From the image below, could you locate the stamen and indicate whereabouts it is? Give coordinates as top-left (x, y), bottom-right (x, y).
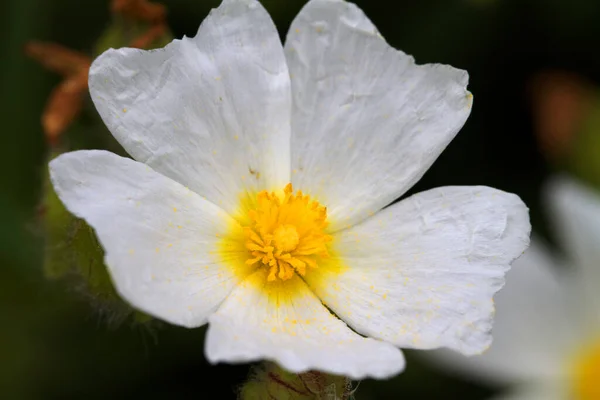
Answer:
top-left (243, 184), bottom-right (331, 281)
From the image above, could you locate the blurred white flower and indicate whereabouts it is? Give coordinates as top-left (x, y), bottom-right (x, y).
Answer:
top-left (425, 176), bottom-right (600, 399)
top-left (48, 0), bottom-right (530, 379)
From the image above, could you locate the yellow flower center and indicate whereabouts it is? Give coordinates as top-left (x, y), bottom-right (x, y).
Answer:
top-left (572, 337), bottom-right (600, 400)
top-left (273, 224), bottom-right (300, 252)
top-left (243, 183), bottom-right (332, 282)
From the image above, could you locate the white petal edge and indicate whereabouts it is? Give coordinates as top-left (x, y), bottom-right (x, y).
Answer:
top-left (49, 150), bottom-right (252, 328)
top-left (546, 175), bottom-right (600, 327)
top-left (205, 269), bottom-right (405, 380)
top-left (305, 186), bottom-right (531, 355)
top-left (285, 0), bottom-right (472, 231)
top-left (89, 0), bottom-right (291, 217)
top-left (423, 239), bottom-right (576, 385)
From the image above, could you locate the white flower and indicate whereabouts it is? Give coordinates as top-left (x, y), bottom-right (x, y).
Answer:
top-left (48, 0), bottom-right (530, 379)
top-left (425, 176), bottom-right (600, 399)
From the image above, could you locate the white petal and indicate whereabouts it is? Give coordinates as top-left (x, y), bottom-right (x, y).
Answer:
top-left (285, 0), bottom-right (472, 230)
top-left (305, 186), bottom-right (531, 355)
top-left (205, 269), bottom-right (405, 379)
top-left (89, 0), bottom-right (291, 216)
top-left (49, 150), bottom-right (253, 328)
top-left (424, 239), bottom-right (575, 385)
top-left (546, 176), bottom-right (600, 325)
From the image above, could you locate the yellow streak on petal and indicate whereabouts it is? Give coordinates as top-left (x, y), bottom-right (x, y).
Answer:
top-left (216, 216), bottom-right (256, 282)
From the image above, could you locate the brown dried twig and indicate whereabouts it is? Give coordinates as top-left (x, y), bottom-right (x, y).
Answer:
top-left (26, 0), bottom-right (168, 146)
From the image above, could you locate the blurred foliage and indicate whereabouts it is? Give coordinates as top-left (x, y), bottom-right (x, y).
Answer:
top-left (95, 16), bottom-right (173, 56)
top-left (571, 94), bottom-right (600, 191)
top-left (3, 0), bottom-right (600, 398)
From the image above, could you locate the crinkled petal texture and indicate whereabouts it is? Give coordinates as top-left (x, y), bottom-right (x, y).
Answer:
top-left (305, 186), bottom-right (530, 355)
top-left (49, 150), bottom-right (253, 328)
top-left (547, 176), bottom-right (600, 327)
top-left (89, 0), bottom-right (291, 216)
top-left (425, 240), bottom-right (576, 385)
top-left (285, 0), bottom-right (473, 231)
top-left (205, 269), bottom-right (405, 379)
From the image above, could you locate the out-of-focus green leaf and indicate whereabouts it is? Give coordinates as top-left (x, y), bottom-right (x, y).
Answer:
top-left (570, 94), bottom-right (600, 190)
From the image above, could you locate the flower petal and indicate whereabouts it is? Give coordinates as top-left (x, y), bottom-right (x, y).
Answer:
top-left (305, 186), bottom-right (531, 355)
top-left (205, 269), bottom-right (405, 379)
top-left (424, 240), bottom-right (575, 385)
top-left (546, 176), bottom-right (600, 324)
top-left (49, 150), bottom-right (253, 328)
top-left (89, 0), bottom-right (291, 216)
top-left (284, 0), bottom-right (472, 230)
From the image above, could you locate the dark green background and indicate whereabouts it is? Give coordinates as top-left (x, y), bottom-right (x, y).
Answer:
top-left (3, 0), bottom-right (600, 398)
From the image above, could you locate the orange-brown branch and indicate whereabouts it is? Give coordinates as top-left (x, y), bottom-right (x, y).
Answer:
top-left (28, 0), bottom-right (169, 146)
top-left (42, 70), bottom-right (89, 146)
top-left (129, 21), bottom-right (167, 48)
top-left (24, 41), bottom-right (91, 77)
top-left (111, 0), bottom-right (166, 23)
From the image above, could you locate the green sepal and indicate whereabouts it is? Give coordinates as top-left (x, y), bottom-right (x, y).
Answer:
top-left (240, 362), bottom-right (353, 400)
